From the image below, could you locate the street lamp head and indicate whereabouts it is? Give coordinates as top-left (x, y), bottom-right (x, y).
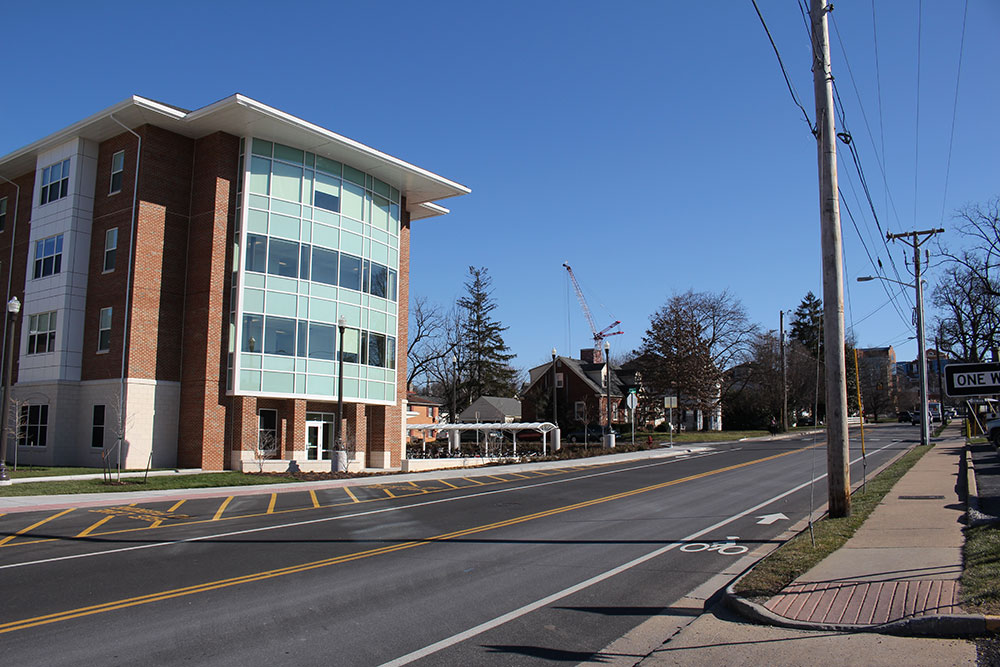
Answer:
top-left (857, 276), bottom-right (876, 282)
top-left (7, 297), bottom-right (20, 315)
top-left (551, 347), bottom-right (556, 358)
top-left (604, 340), bottom-right (610, 351)
top-left (337, 315), bottom-right (347, 328)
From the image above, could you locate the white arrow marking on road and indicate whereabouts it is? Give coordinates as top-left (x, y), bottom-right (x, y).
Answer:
top-left (757, 513), bottom-right (789, 525)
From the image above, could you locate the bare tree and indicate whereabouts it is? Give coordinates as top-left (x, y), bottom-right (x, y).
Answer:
top-left (939, 197), bottom-right (1000, 294)
top-left (249, 430), bottom-right (279, 473)
top-left (933, 263), bottom-right (1000, 362)
top-left (406, 297), bottom-right (458, 389)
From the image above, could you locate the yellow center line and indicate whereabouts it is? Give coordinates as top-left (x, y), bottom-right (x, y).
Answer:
top-left (437, 479), bottom-right (459, 489)
top-left (76, 515), bottom-right (114, 538)
top-left (212, 497), bottom-right (233, 521)
top-left (0, 443), bottom-right (811, 635)
top-left (266, 494), bottom-right (277, 514)
top-left (0, 508), bottom-right (74, 547)
top-left (309, 490), bottom-right (320, 509)
top-left (343, 487), bottom-right (360, 503)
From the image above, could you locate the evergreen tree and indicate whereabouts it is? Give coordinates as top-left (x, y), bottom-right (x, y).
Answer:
top-left (457, 267), bottom-right (518, 406)
top-left (791, 292), bottom-right (824, 358)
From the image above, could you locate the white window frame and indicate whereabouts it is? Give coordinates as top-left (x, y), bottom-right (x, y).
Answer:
top-left (98, 307), bottom-right (112, 352)
top-left (26, 311), bottom-right (57, 355)
top-left (574, 401), bottom-right (586, 422)
top-left (40, 159), bottom-right (70, 205)
top-left (110, 150), bottom-right (125, 194)
top-left (555, 372), bottom-right (564, 389)
top-left (104, 228), bottom-right (118, 272)
top-left (33, 233), bottom-right (64, 279)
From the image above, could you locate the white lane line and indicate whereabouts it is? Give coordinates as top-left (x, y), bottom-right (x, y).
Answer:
top-left (379, 440), bottom-right (900, 666)
top-left (0, 451), bottom-right (728, 571)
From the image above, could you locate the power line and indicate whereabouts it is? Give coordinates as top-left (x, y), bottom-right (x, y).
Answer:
top-left (750, 0), bottom-right (815, 135)
top-left (939, 0), bottom-right (969, 224)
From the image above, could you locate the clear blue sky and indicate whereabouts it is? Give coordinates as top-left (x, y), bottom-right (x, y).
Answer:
top-left (3, 1), bottom-right (997, 377)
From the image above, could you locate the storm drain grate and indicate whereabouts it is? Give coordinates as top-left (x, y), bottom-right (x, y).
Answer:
top-left (898, 495), bottom-right (946, 500)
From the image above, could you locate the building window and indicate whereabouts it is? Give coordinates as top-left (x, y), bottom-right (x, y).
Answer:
top-left (556, 372), bottom-right (564, 389)
top-left (98, 307), bottom-right (112, 352)
top-left (18, 404), bottom-right (48, 447)
top-left (258, 409), bottom-right (277, 453)
top-left (104, 228), bottom-right (118, 272)
top-left (92, 405), bottom-right (105, 448)
top-left (0, 196), bottom-right (7, 232)
top-left (27, 311), bottom-right (57, 355)
top-left (574, 401), bottom-right (586, 422)
top-left (110, 150), bottom-right (125, 194)
top-left (33, 233), bottom-right (64, 279)
top-left (40, 159), bottom-right (70, 205)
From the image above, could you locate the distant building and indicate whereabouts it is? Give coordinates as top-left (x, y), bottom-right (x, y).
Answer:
top-left (406, 392), bottom-right (445, 442)
top-left (522, 349), bottom-right (633, 428)
top-left (459, 396), bottom-right (521, 423)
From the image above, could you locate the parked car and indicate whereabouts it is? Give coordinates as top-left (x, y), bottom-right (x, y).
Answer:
top-left (564, 425), bottom-right (618, 444)
top-left (986, 416), bottom-right (1000, 447)
top-left (897, 411), bottom-right (913, 423)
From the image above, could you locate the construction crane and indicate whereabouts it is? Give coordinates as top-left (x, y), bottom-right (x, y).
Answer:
top-left (563, 262), bottom-right (623, 358)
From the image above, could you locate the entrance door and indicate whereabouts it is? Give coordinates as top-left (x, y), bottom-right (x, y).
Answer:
top-left (306, 421), bottom-right (329, 460)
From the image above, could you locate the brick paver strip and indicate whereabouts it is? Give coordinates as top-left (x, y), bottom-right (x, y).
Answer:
top-left (889, 581), bottom-right (908, 620)
top-left (824, 583), bottom-right (856, 623)
top-left (871, 581), bottom-right (897, 624)
top-left (839, 582), bottom-right (869, 625)
top-left (942, 580), bottom-right (959, 614)
top-left (926, 580), bottom-right (944, 614)
top-left (915, 580), bottom-right (933, 616)
top-left (783, 582), bottom-right (820, 619)
top-left (766, 592), bottom-right (797, 617)
top-left (855, 581), bottom-right (882, 625)
top-left (810, 585), bottom-right (840, 622)
top-left (903, 581), bottom-right (919, 617)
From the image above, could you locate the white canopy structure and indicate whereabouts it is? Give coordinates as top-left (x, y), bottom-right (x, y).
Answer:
top-left (405, 422), bottom-right (559, 456)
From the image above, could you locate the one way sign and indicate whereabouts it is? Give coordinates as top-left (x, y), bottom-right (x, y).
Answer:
top-left (945, 362), bottom-right (1000, 397)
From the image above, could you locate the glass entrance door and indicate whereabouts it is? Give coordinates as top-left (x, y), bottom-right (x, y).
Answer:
top-left (307, 421), bottom-right (327, 460)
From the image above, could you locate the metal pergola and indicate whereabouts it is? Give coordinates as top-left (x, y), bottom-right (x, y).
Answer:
top-left (405, 422), bottom-right (557, 456)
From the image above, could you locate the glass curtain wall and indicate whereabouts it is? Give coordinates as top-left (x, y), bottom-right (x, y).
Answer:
top-left (230, 138), bottom-right (400, 403)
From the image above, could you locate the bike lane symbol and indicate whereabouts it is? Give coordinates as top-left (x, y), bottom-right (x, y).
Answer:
top-left (679, 536), bottom-right (748, 556)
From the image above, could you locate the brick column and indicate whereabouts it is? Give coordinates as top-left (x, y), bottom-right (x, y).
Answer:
top-left (345, 403), bottom-right (366, 467)
top-left (285, 399), bottom-right (306, 460)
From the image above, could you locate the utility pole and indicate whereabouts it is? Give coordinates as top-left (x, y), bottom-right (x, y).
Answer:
top-left (811, 0), bottom-right (850, 517)
top-left (887, 228), bottom-right (943, 447)
top-left (780, 310), bottom-right (788, 432)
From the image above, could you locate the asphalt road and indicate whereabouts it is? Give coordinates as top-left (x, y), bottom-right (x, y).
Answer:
top-left (0, 424), bottom-right (918, 666)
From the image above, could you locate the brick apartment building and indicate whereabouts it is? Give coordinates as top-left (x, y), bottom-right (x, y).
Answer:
top-left (0, 94), bottom-right (468, 471)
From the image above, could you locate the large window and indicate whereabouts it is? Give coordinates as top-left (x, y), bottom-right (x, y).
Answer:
top-left (104, 228), bottom-right (118, 272)
top-left (258, 409), bottom-right (277, 453)
top-left (110, 150), bottom-right (125, 194)
top-left (308, 322), bottom-right (336, 360)
top-left (98, 307), bottom-right (112, 352)
top-left (92, 405), bottom-right (105, 448)
top-left (27, 311), bottom-right (56, 355)
top-left (18, 404), bottom-right (48, 447)
top-left (33, 234), bottom-right (64, 279)
top-left (263, 316), bottom-right (296, 356)
top-left (40, 159), bottom-right (70, 205)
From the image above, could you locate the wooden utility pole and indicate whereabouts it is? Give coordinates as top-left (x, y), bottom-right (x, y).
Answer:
top-left (811, 0), bottom-right (851, 517)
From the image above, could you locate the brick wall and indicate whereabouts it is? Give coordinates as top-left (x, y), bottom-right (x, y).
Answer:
top-left (177, 131), bottom-right (239, 469)
top-left (0, 171), bottom-right (33, 384)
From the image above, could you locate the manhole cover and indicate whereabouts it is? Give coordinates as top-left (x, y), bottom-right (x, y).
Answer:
top-left (898, 495), bottom-right (946, 500)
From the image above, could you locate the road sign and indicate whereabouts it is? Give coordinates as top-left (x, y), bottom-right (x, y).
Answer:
top-left (625, 393), bottom-right (637, 410)
top-left (944, 362), bottom-right (1000, 397)
top-left (664, 396), bottom-right (677, 409)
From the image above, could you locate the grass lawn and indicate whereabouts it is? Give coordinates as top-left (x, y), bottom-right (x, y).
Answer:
top-left (734, 443), bottom-right (933, 600)
top-left (962, 524), bottom-right (1000, 615)
top-left (6, 466), bottom-right (118, 479)
top-left (0, 471), bottom-right (306, 496)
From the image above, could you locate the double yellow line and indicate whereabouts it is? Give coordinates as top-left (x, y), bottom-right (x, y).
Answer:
top-left (0, 444), bottom-right (811, 634)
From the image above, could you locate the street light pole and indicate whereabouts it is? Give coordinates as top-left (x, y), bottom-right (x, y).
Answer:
top-left (780, 310), bottom-right (788, 432)
top-left (333, 316), bottom-right (347, 473)
top-left (450, 353), bottom-right (458, 455)
top-left (604, 340), bottom-right (612, 447)
top-left (0, 296), bottom-right (20, 486)
top-left (551, 348), bottom-right (558, 428)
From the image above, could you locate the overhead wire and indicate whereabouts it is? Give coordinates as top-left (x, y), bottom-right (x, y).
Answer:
top-left (939, 0), bottom-right (969, 224)
top-left (751, 0), bottom-right (815, 134)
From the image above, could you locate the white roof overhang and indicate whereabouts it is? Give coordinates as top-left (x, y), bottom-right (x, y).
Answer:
top-left (406, 422), bottom-right (557, 432)
top-left (0, 94), bottom-right (469, 219)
